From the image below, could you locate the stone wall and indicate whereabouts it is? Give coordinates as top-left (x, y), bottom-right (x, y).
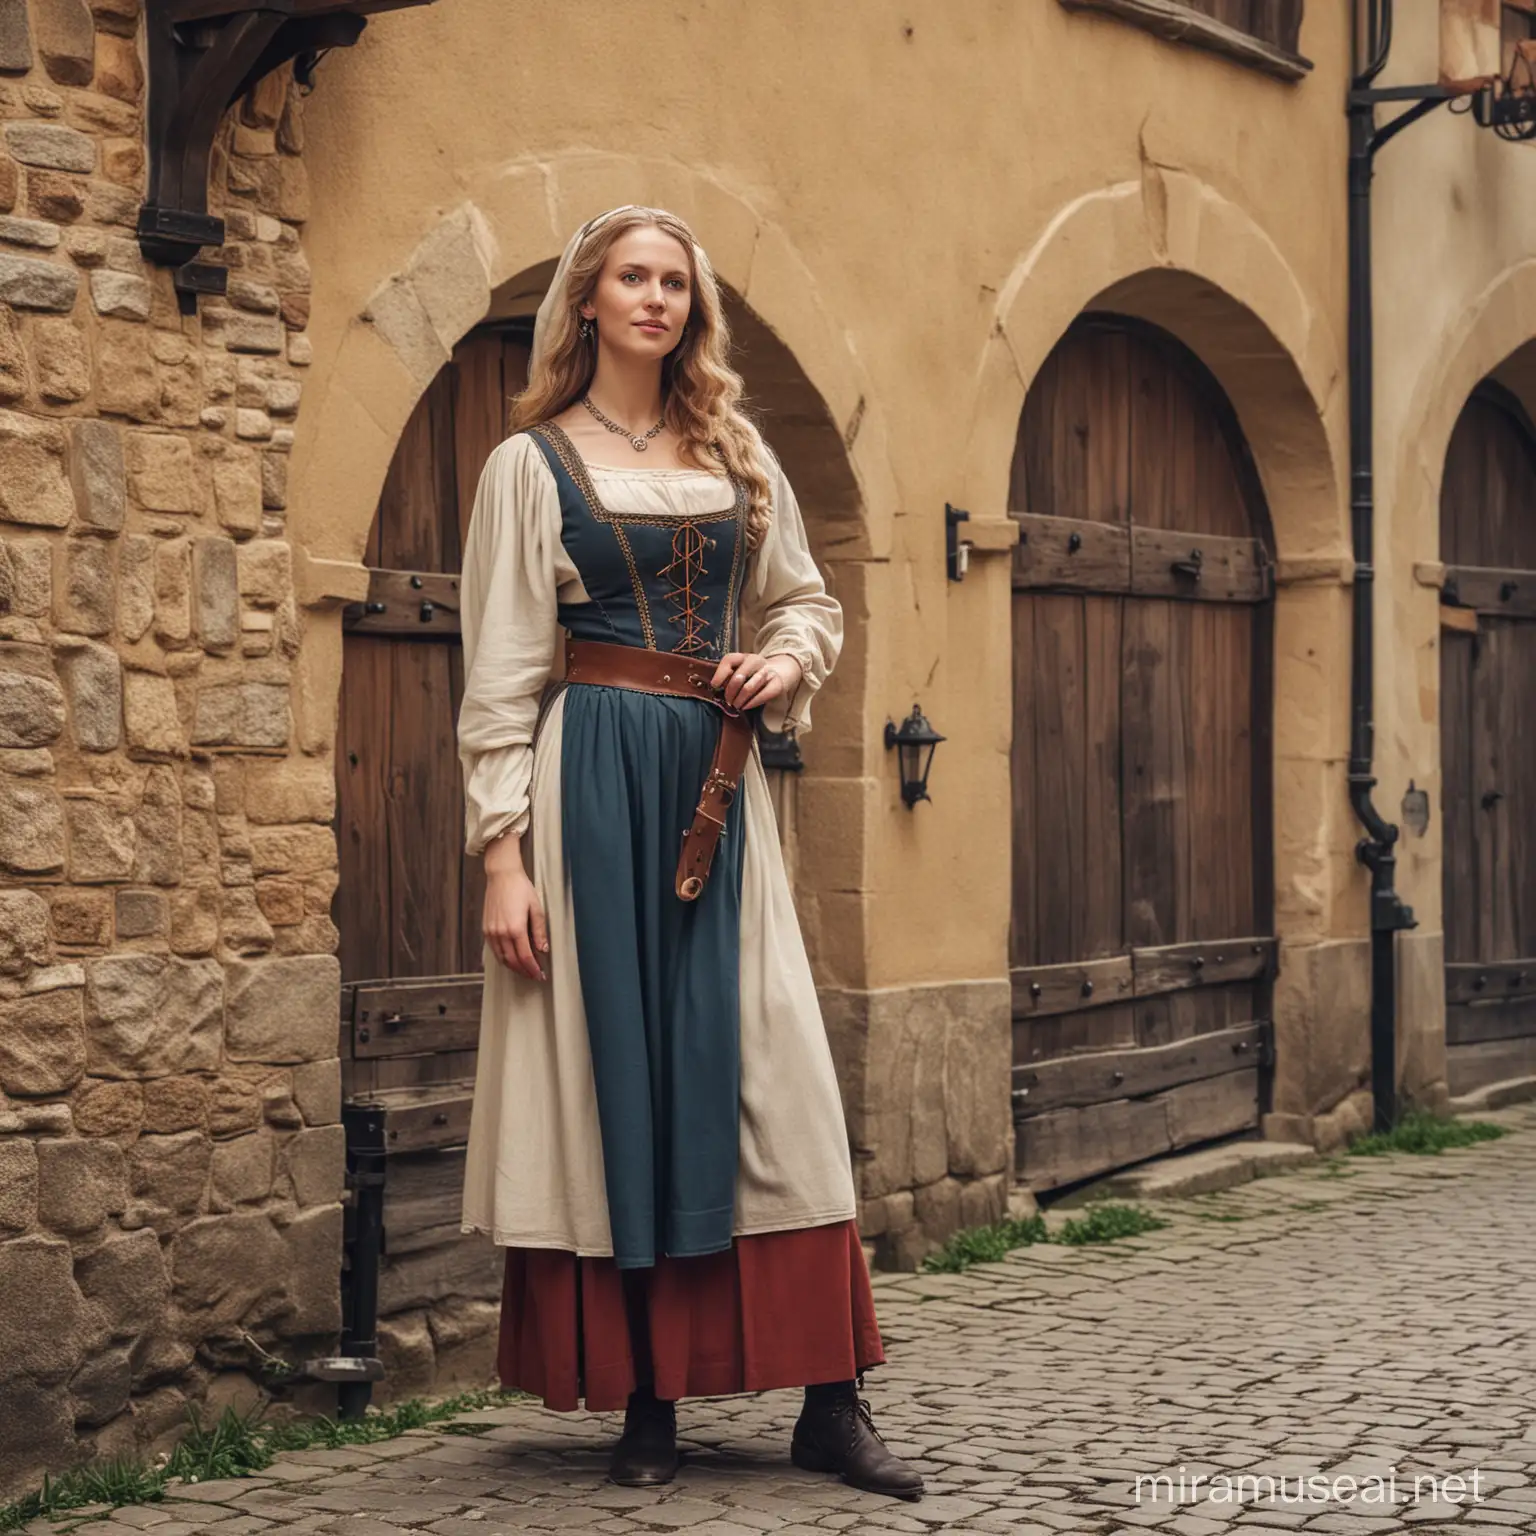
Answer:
top-left (0, 0), bottom-right (347, 1499)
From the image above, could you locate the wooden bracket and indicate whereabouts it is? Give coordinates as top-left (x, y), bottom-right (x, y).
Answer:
top-left (139, 0), bottom-right (435, 313)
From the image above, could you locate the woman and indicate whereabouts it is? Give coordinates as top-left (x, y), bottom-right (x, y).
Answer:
top-left (455, 205), bottom-right (922, 1502)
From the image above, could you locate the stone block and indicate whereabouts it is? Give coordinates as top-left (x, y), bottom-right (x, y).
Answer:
top-left (122, 670), bottom-right (184, 755)
top-left (69, 419), bottom-right (126, 533)
top-left (140, 1074), bottom-right (206, 1134)
top-left (290, 1057), bottom-right (340, 1126)
top-left (254, 877), bottom-right (303, 925)
top-left (261, 449), bottom-right (289, 512)
top-left (27, 169), bottom-right (85, 224)
top-left (192, 680), bottom-right (290, 748)
top-left (95, 318), bottom-right (157, 420)
top-left (912, 1176), bottom-right (963, 1244)
top-left (236, 540), bottom-right (291, 607)
top-left (90, 267), bottom-right (149, 320)
top-left (100, 136), bottom-right (143, 187)
top-left (224, 954), bottom-right (339, 1064)
top-left (0, 250), bottom-right (80, 310)
top-left (70, 1077), bottom-right (142, 1138)
top-left (0, 213), bottom-right (61, 247)
top-left (0, 1138), bottom-right (37, 1234)
top-left (210, 1129), bottom-right (273, 1209)
top-left (0, 888), bottom-right (51, 974)
top-left (244, 756), bottom-right (335, 825)
top-left (959, 1172), bottom-right (1008, 1230)
top-left (0, 304), bottom-right (22, 401)
top-left (282, 1123), bottom-right (343, 1207)
top-left (126, 431), bottom-right (199, 513)
top-left (170, 1210), bottom-right (286, 1329)
top-left (34, 0), bottom-right (95, 85)
top-left (0, 0), bottom-right (33, 71)
top-left (220, 884), bottom-right (273, 954)
top-left (84, 954), bottom-right (223, 1078)
top-left (57, 538), bottom-right (115, 635)
top-left (4, 121), bottom-right (95, 173)
top-left (193, 536), bottom-right (239, 652)
top-left (70, 1346), bottom-right (131, 1427)
top-left (262, 1076), bottom-right (302, 1128)
top-left (0, 1234), bottom-right (86, 1380)
top-left (36, 1136), bottom-right (126, 1235)
top-left (0, 1378), bottom-right (73, 1508)
top-left (248, 823), bottom-right (333, 875)
top-left (130, 1338), bottom-right (193, 1395)
top-left (55, 638), bottom-right (122, 752)
top-left (208, 1075), bottom-right (262, 1138)
top-left (0, 777), bottom-right (66, 872)
top-left (277, 1203), bottom-right (341, 1336)
top-left (125, 1130), bottom-right (209, 1229)
top-left (0, 640), bottom-right (65, 747)
top-left (114, 886), bottom-right (165, 939)
top-left (0, 983), bottom-right (84, 1094)
top-left (169, 882), bottom-right (219, 956)
top-left (66, 795), bottom-right (136, 881)
top-left (0, 409), bottom-right (74, 526)
top-left (212, 450), bottom-right (263, 535)
top-left (132, 764), bottom-right (181, 886)
top-left (4, 538), bottom-right (52, 615)
top-left (377, 1309), bottom-right (435, 1402)
top-left (95, 28), bottom-right (141, 99)
top-left (35, 315), bottom-right (90, 401)
top-left (429, 1297), bottom-right (500, 1392)
top-left (117, 535), bottom-right (153, 642)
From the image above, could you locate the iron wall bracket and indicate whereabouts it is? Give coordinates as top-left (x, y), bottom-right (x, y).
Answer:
top-left (139, 0), bottom-right (434, 313)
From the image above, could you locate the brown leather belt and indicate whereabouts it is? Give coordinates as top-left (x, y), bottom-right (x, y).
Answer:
top-left (564, 638), bottom-right (754, 902)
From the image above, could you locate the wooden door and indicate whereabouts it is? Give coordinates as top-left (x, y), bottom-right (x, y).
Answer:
top-left (1009, 317), bottom-right (1276, 1193)
top-left (1439, 384), bottom-right (1536, 1095)
top-left (333, 325), bottom-right (530, 1143)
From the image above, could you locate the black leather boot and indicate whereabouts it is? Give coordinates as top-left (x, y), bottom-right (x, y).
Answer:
top-left (608, 1386), bottom-right (679, 1487)
top-left (791, 1380), bottom-right (924, 1500)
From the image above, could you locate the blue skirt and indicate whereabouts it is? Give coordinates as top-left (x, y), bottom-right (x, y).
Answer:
top-left (560, 683), bottom-right (748, 1269)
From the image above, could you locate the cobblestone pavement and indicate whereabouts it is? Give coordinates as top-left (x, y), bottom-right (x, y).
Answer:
top-left (42, 1102), bottom-right (1536, 1536)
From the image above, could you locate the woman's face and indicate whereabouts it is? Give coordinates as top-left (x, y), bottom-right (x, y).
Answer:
top-left (579, 226), bottom-right (693, 365)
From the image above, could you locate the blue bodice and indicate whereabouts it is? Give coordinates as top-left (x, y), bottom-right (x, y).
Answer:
top-left (525, 422), bottom-right (748, 658)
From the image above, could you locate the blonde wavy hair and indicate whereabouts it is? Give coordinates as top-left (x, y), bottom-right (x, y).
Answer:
top-left (509, 207), bottom-right (774, 550)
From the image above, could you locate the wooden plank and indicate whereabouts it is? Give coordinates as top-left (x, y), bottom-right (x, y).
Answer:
top-left (1013, 1003), bottom-right (1137, 1067)
top-left (350, 976), bottom-right (482, 1058)
top-left (1441, 626), bottom-right (1477, 965)
top-left (1442, 565), bottom-right (1536, 618)
top-left (1082, 595), bottom-right (1124, 957)
top-left (1011, 514), bottom-right (1130, 593)
top-left (1016, 1067), bottom-right (1260, 1191)
top-left (336, 636), bottom-right (393, 984)
top-left (1130, 527), bottom-right (1269, 603)
top-left (377, 1232), bottom-right (503, 1314)
top-left (1132, 936), bottom-right (1275, 996)
top-left (1009, 593), bottom-right (1037, 968)
top-left (1011, 956), bottom-right (1134, 1017)
top-left (1447, 998), bottom-right (1536, 1046)
top-left (1440, 604), bottom-right (1480, 634)
top-left (342, 569), bottom-right (462, 638)
top-left (383, 1149), bottom-right (470, 1254)
top-left (1446, 958), bottom-right (1536, 1005)
top-left (1447, 1034), bottom-right (1536, 1097)
top-left (1013, 1022), bottom-right (1264, 1115)
top-left (352, 1082), bottom-right (478, 1154)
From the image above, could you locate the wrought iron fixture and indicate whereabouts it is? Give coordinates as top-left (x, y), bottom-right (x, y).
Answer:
top-left (884, 703), bottom-right (944, 808)
top-left (140, 0), bottom-right (435, 312)
top-left (946, 502), bottom-right (971, 581)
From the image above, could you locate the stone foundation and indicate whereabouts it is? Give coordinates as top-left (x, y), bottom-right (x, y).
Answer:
top-left (821, 979), bottom-right (1013, 1270)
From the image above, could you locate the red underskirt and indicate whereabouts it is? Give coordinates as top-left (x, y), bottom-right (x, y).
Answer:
top-left (496, 1219), bottom-right (885, 1410)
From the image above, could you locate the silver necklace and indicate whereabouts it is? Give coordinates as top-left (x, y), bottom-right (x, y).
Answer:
top-left (581, 394), bottom-right (665, 453)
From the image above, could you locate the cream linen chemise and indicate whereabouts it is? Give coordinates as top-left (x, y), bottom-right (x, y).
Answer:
top-left (457, 433), bottom-right (858, 1257)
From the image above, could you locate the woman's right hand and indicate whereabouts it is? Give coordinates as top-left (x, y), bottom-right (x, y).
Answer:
top-left (483, 838), bottom-right (549, 981)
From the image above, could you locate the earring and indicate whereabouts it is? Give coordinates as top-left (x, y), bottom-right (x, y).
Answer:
top-left (578, 316), bottom-right (594, 342)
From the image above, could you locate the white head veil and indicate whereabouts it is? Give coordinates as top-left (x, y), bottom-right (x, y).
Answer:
top-left (527, 204), bottom-right (713, 379)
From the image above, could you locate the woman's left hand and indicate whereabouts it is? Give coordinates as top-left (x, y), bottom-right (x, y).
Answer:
top-left (710, 651), bottom-right (803, 710)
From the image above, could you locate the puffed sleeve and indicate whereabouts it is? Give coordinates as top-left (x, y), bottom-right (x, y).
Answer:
top-left (739, 449), bottom-right (843, 735)
top-left (456, 433), bottom-right (562, 856)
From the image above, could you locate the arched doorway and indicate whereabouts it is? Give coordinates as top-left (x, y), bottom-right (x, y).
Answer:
top-left (1010, 315), bottom-right (1276, 1193)
top-left (1439, 382), bottom-right (1536, 1096)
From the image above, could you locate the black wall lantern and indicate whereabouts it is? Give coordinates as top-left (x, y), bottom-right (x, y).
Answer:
top-left (884, 703), bottom-right (944, 808)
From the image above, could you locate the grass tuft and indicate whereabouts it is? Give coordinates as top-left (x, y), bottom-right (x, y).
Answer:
top-left (921, 1201), bottom-right (1168, 1273)
top-left (0, 1387), bottom-right (523, 1532)
top-left (1053, 1202), bottom-right (1169, 1246)
top-left (1347, 1109), bottom-right (1509, 1158)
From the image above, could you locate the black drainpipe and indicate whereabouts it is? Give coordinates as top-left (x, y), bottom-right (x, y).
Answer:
top-left (1347, 0), bottom-right (1445, 1131)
